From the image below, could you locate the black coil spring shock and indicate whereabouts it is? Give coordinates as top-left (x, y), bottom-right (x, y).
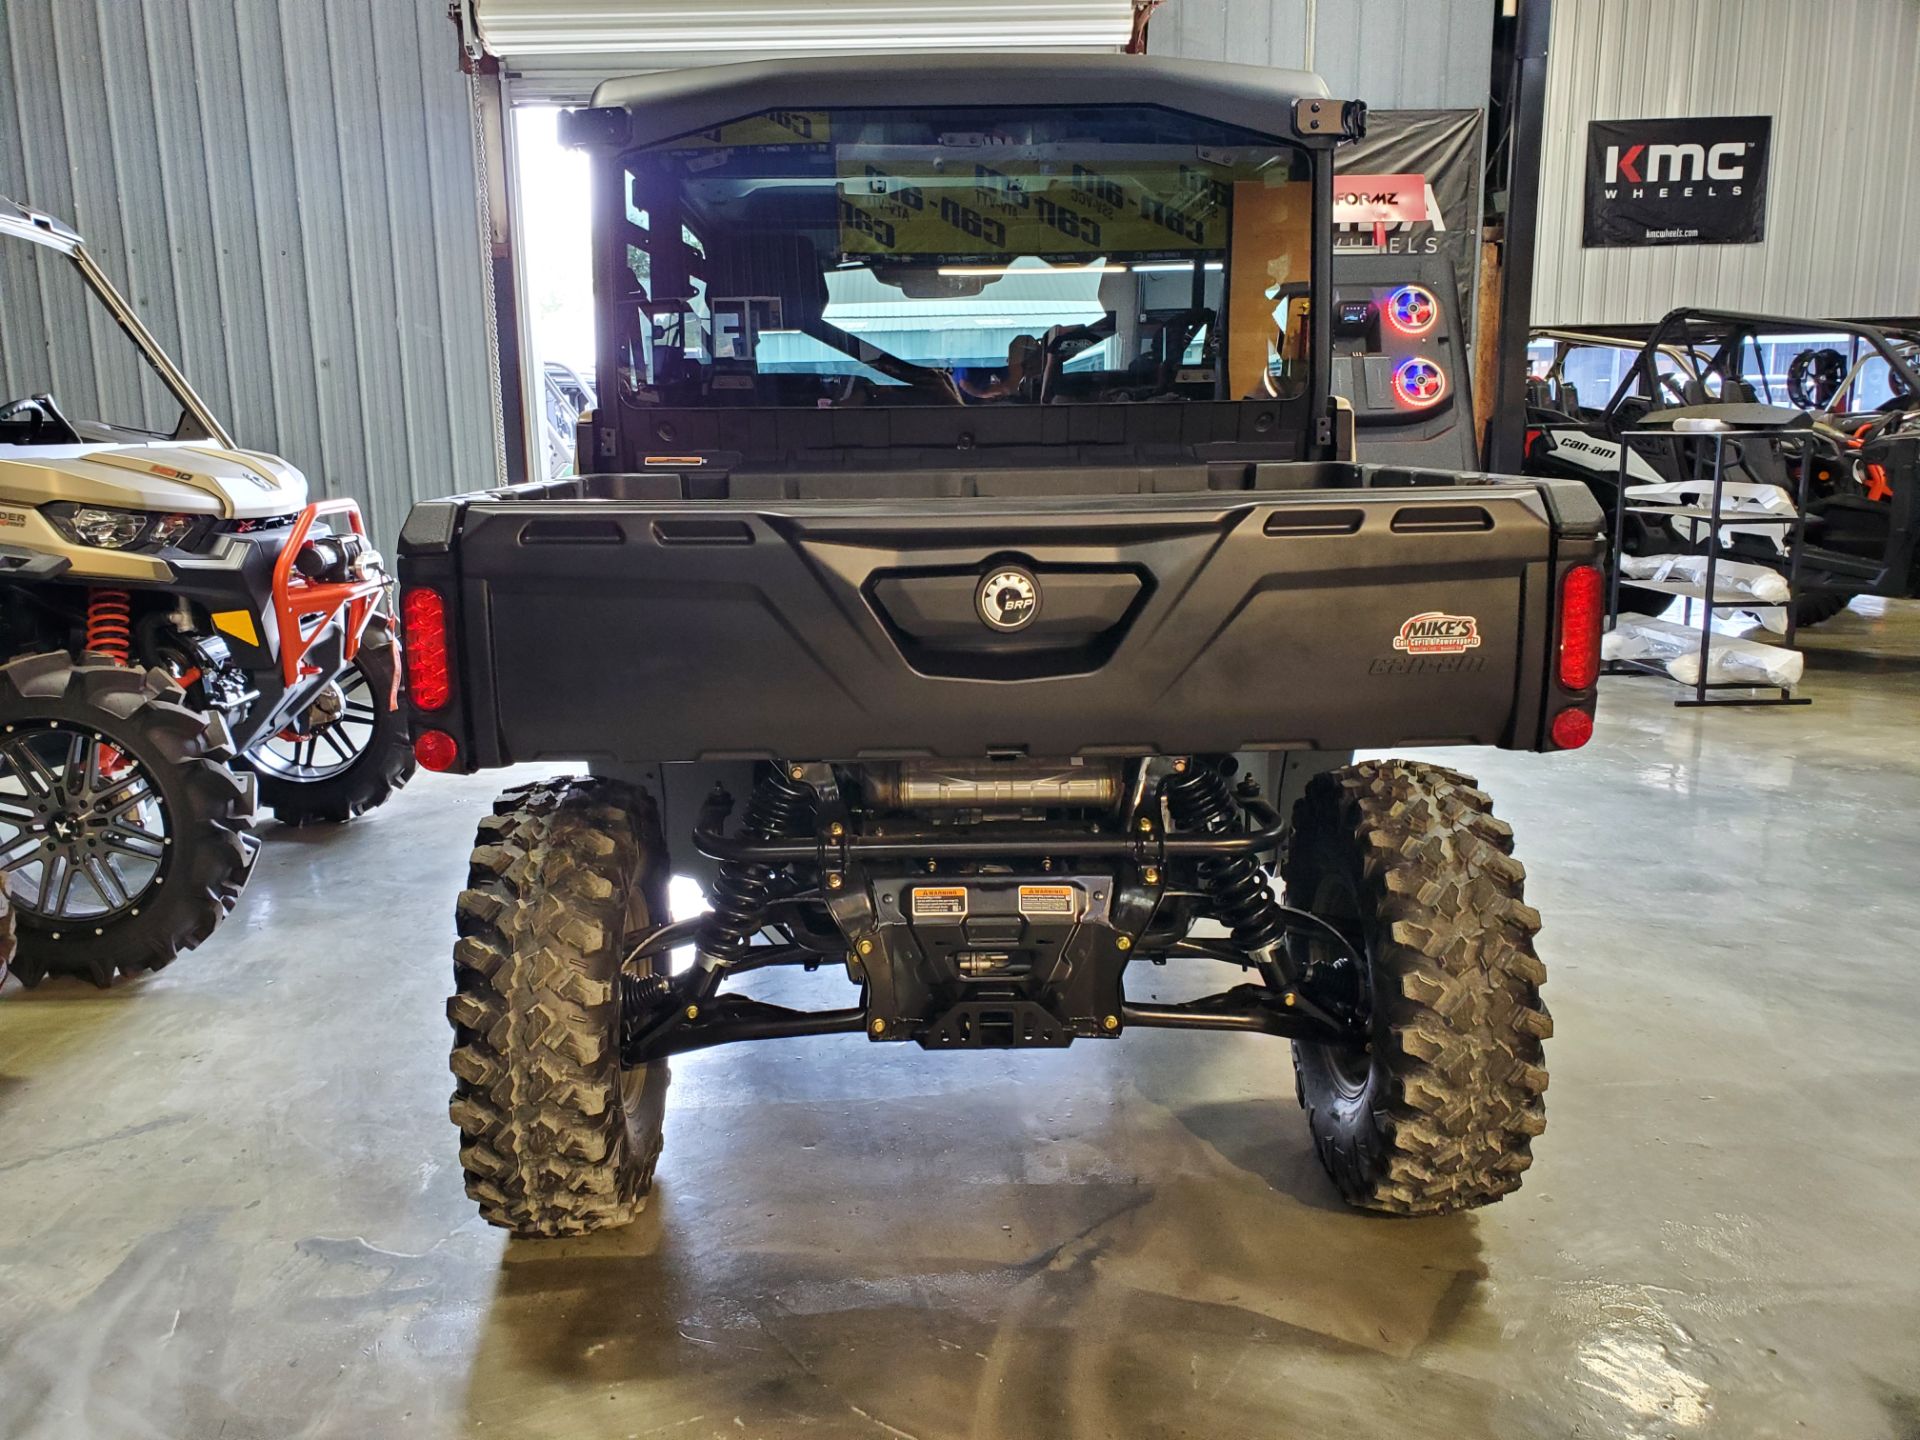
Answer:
top-left (1161, 759), bottom-right (1289, 960)
top-left (696, 763), bottom-right (818, 971)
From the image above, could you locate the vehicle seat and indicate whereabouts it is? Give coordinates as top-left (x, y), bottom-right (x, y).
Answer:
top-left (1723, 379), bottom-right (1759, 403)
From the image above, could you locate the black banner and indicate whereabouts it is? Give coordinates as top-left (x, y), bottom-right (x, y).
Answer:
top-left (1333, 108), bottom-right (1482, 280)
top-left (1333, 109), bottom-right (1484, 347)
top-left (1583, 116), bottom-right (1771, 247)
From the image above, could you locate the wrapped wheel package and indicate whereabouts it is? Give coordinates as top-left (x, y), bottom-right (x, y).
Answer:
top-left (1602, 615), bottom-right (1804, 688)
top-left (1624, 479), bottom-right (1795, 515)
top-left (1617, 552), bottom-right (1791, 601)
top-left (1625, 480), bottom-right (1797, 553)
top-left (1616, 553), bottom-right (1793, 632)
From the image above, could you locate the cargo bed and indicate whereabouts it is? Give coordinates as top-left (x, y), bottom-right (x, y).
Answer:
top-left (399, 463), bottom-right (1604, 769)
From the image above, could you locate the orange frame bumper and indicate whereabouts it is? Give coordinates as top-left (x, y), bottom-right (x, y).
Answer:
top-left (269, 498), bottom-right (385, 688)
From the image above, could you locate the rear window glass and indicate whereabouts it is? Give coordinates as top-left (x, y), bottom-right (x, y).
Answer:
top-left (610, 105), bottom-right (1312, 410)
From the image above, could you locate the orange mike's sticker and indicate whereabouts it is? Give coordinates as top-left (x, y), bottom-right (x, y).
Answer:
top-left (1393, 612), bottom-right (1482, 656)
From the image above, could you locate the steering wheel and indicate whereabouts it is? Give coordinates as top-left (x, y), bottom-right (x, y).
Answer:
top-left (1043, 324), bottom-right (1107, 360)
top-left (1787, 347), bottom-right (1848, 411)
top-left (1657, 373), bottom-right (1689, 404)
top-left (0, 396), bottom-right (56, 445)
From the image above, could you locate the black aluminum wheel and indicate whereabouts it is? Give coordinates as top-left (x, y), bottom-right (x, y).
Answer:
top-left (244, 618), bottom-right (415, 826)
top-left (250, 668), bottom-right (378, 782)
top-left (0, 722), bottom-right (171, 924)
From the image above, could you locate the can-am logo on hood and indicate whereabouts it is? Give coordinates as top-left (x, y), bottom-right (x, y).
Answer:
top-left (1393, 612), bottom-right (1482, 656)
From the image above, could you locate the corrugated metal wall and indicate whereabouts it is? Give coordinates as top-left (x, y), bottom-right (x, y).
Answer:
top-left (1148, 0), bottom-right (1495, 109)
top-left (0, 0), bottom-right (499, 548)
top-left (1533, 0), bottom-right (1920, 326)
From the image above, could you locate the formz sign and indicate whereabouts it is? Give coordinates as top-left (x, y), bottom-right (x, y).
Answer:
top-left (1583, 116), bottom-right (1771, 247)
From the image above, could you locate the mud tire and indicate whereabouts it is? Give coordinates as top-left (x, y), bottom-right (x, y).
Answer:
top-left (447, 776), bottom-right (672, 1237)
top-left (0, 653), bottom-right (258, 987)
top-left (0, 884), bottom-right (14, 988)
top-left (1282, 760), bottom-right (1550, 1214)
top-left (1790, 590), bottom-right (1851, 629)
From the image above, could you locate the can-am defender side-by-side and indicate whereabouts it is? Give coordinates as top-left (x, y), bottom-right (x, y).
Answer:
top-left (1525, 312), bottom-right (1920, 626)
top-left (401, 56), bottom-right (1603, 1236)
top-left (0, 198), bottom-right (414, 985)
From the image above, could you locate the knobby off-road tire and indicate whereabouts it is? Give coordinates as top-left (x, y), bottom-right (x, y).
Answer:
top-left (447, 777), bottom-right (672, 1237)
top-left (1790, 590), bottom-right (1851, 629)
top-left (250, 618), bottom-right (416, 826)
top-left (0, 885), bottom-right (15, 988)
top-left (1281, 760), bottom-right (1550, 1214)
top-left (0, 653), bottom-right (258, 987)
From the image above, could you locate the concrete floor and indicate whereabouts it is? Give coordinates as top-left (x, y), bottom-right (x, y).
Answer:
top-left (4, 604), bottom-right (1919, 1440)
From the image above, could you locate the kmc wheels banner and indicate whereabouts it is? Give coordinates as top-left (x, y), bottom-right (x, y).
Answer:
top-left (1583, 116), bottom-right (1772, 247)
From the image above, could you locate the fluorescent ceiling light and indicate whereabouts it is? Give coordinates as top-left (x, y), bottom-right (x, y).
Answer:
top-left (935, 261), bottom-right (1222, 277)
top-left (937, 263), bottom-right (1130, 277)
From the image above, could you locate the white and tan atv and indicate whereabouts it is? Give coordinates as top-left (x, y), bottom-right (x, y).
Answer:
top-left (0, 196), bottom-right (413, 986)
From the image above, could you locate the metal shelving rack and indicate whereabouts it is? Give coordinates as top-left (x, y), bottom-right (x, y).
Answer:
top-left (1605, 424), bottom-right (1815, 708)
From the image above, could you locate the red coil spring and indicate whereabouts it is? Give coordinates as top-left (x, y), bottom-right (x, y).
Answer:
top-left (86, 589), bottom-right (133, 665)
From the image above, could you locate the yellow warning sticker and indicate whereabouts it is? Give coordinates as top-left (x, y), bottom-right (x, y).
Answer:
top-left (910, 886), bottom-right (968, 919)
top-left (1017, 885), bottom-right (1078, 919)
top-left (212, 609), bottom-right (260, 647)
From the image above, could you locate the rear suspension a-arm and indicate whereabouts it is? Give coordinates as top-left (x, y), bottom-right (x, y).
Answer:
top-left (618, 759), bottom-right (1370, 1064)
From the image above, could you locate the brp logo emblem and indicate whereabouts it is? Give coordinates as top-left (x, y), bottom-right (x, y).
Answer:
top-left (977, 567), bottom-right (1040, 632)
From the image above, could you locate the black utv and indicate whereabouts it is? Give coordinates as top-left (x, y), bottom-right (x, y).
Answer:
top-left (399, 55), bottom-right (1603, 1237)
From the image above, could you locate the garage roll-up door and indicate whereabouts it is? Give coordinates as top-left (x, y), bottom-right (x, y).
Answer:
top-left (472, 0), bottom-right (1136, 100)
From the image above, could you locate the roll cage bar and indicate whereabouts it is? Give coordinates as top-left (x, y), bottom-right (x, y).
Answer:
top-left (0, 195), bottom-right (232, 447)
top-left (1603, 308), bottom-right (1920, 421)
top-left (1531, 328), bottom-right (1704, 385)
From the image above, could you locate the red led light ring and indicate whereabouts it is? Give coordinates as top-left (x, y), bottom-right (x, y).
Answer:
top-left (1393, 357), bottom-right (1448, 409)
top-left (1386, 285), bottom-right (1438, 336)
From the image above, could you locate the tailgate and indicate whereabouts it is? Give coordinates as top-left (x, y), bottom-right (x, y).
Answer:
top-left (407, 483), bottom-right (1602, 765)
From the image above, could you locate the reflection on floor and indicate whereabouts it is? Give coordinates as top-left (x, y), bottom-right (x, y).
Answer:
top-left (3, 600), bottom-right (1918, 1439)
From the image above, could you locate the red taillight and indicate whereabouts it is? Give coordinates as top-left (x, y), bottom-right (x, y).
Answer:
top-left (401, 586), bottom-right (450, 710)
top-left (414, 729), bottom-right (460, 772)
top-left (1558, 564), bottom-right (1604, 691)
top-left (1550, 707), bottom-right (1594, 750)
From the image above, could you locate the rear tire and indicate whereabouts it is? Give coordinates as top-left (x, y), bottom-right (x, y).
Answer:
top-left (1791, 590), bottom-right (1850, 628)
top-left (447, 777), bottom-right (672, 1237)
top-left (1282, 760), bottom-right (1550, 1214)
top-left (248, 618), bottom-right (416, 825)
top-left (0, 885), bottom-right (15, 989)
top-left (0, 653), bottom-right (258, 987)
